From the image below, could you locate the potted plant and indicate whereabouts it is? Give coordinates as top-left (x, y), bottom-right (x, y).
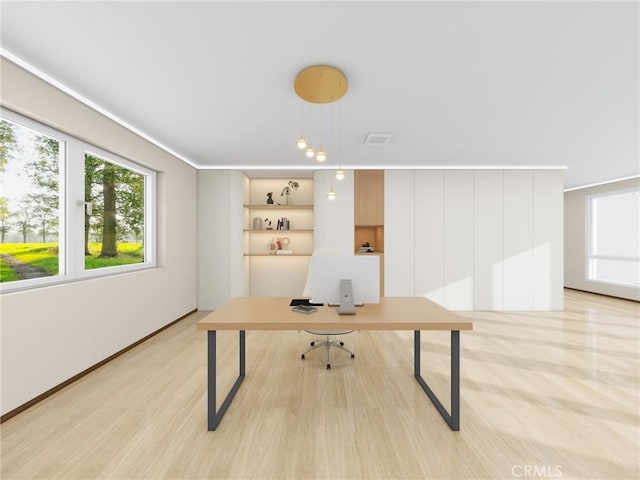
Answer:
top-left (281, 180), bottom-right (299, 205)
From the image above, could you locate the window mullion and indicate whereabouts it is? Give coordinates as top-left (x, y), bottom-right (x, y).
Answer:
top-left (66, 141), bottom-right (85, 278)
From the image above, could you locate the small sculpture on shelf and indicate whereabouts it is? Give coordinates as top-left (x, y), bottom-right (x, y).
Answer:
top-left (266, 192), bottom-right (274, 204)
top-left (265, 218), bottom-right (273, 230)
top-left (269, 237), bottom-right (292, 255)
top-left (358, 242), bottom-right (374, 253)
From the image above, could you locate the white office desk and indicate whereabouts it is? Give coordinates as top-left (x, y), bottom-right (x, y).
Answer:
top-left (197, 297), bottom-right (473, 431)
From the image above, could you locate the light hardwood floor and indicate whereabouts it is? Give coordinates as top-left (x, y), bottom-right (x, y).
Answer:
top-left (1, 289), bottom-right (638, 479)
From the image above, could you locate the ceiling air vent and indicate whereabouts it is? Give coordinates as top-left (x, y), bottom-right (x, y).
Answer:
top-left (364, 133), bottom-right (393, 145)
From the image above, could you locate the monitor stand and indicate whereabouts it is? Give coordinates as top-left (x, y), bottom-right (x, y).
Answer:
top-left (336, 279), bottom-right (356, 315)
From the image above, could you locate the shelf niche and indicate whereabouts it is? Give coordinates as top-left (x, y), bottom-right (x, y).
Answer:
top-left (354, 170), bottom-right (384, 296)
top-left (243, 178), bottom-right (314, 295)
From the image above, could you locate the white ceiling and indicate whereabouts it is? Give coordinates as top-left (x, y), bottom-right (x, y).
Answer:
top-left (1, 1), bottom-right (638, 189)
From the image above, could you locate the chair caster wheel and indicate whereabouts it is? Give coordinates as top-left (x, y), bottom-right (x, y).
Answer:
top-left (326, 364), bottom-right (331, 370)
top-left (301, 354), bottom-right (305, 359)
top-left (339, 341), bottom-right (344, 346)
top-left (351, 354), bottom-right (355, 358)
top-left (310, 341), bottom-right (315, 347)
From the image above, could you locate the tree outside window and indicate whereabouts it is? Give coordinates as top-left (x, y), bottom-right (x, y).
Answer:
top-left (84, 154), bottom-right (145, 270)
top-left (0, 119), bottom-right (61, 282)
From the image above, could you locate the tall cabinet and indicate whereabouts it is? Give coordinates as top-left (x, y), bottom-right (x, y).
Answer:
top-left (384, 169), bottom-right (564, 311)
top-left (354, 170), bottom-right (385, 296)
top-left (197, 170), bottom-right (248, 310)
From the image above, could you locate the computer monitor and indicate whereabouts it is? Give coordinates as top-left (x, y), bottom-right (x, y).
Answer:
top-left (310, 254), bottom-right (380, 312)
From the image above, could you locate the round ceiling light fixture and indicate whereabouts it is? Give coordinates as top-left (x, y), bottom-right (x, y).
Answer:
top-left (294, 65), bottom-right (348, 104)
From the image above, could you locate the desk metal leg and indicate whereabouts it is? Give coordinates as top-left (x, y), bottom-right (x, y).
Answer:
top-left (208, 330), bottom-right (245, 431)
top-left (414, 330), bottom-right (460, 431)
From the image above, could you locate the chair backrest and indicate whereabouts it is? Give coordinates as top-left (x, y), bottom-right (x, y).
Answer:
top-left (303, 249), bottom-right (355, 335)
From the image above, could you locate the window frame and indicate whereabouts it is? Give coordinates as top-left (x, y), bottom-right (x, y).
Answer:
top-left (0, 108), bottom-right (157, 293)
top-left (586, 187), bottom-right (640, 287)
top-left (78, 143), bottom-right (156, 280)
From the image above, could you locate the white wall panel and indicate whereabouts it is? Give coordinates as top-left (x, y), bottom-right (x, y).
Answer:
top-left (533, 170), bottom-right (564, 310)
top-left (384, 170), bottom-right (415, 296)
top-left (444, 171), bottom-right (474, 310)
top-left (414, 170), bottom-right (445, 305)
top-left (313, 170), bottom-right (354, 253)
top-left (474, 171), bottom-right (504, 310)
top-left (198, 170), bottom-right (246, 309)
top-left (503, 170), bottom-right (534, 310)
top-left (229, 171), bottom-right (250, 299)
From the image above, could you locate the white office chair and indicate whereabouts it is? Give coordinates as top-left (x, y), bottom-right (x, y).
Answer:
top-left (300, 250), bottom-right (355, 370)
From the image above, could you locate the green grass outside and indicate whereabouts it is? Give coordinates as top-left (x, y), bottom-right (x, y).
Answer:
top-left (0, 242), bottom-right (144, 282)
top-left (0, 243), bottom-right (60, 276)
top-left (0, 259), bottom-right (19, 282)
top-left (85, 242), bottom-right (144, 270)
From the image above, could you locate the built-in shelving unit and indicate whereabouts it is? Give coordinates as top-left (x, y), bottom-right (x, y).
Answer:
top-left (243, 201), bottom-right (314, 256)
top-left (243, 178), bottom-right (314, 297)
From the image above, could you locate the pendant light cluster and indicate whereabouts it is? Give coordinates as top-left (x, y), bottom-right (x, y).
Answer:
top-left (294, 65), bottom-right (348, 199)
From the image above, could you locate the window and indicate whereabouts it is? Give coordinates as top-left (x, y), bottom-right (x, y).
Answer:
top-left (0, 116), bottom-right (64, 286)
top-left (588, 189), bottom-right (640, 287)
top-left (84, 153), bottom-right (147, 271)
top-left (0, 108), bottom-right (156, 292)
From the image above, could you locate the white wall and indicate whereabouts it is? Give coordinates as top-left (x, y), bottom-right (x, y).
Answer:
top-left (385, 169), bottom-right (564, 311)
top-left (565, 177), bottom-right (640, 301)
top-left (0, 58), bottom-right (198, 415)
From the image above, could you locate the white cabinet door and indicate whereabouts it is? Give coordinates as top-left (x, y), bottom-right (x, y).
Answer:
top-left (533, 170), bottom-right (564, 310)
top-left (414, 170), bottom-right (445, 305)
top-left (197, 170), bottom-right (246, 309)
top-left (504, 170), bottom-right (534, 310)
top-left (229, 171), bottom-right (249, 298)
top-left (444, 171), bottom-right (474, 310)
top-left (384, 170), bottom-right (415, 296)
top-left (474, 171), bottom-right (504, 310)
